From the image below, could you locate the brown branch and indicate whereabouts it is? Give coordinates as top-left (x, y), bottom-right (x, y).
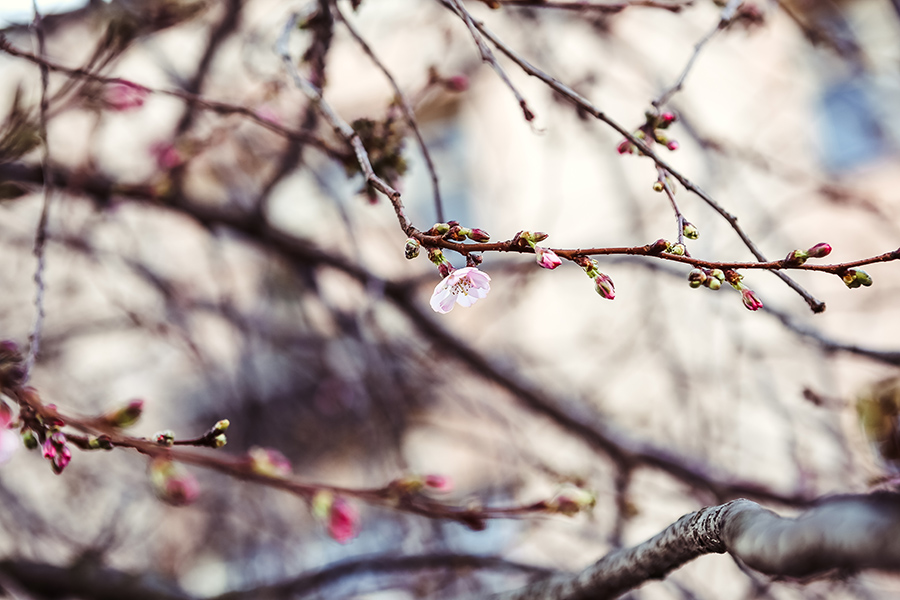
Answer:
top-left (491, 493), bottom-right (900, 600)
top-left (437, 3), bottom-right (827, 312)
top-left (0, 161), bottom-right (814, 507)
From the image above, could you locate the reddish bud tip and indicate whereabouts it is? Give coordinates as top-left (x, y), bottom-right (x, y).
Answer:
top-left (666, 140), bottom-right (679, 151)
top-left (807, 243), bottom-right (832, 259)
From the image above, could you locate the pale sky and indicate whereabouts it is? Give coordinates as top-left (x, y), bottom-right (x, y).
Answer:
top-left (0, 0), bottom-right (89, 26)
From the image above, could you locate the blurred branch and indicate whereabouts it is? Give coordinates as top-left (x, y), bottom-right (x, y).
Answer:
top-left (490, 0), bottom-right (691, 13)
top-left (0, 36), bottom-right (346, 159)
top-left (491, 493), bottom-right (900, 600)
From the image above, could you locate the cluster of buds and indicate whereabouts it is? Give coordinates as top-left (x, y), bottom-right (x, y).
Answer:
top-left (541, 484), bottom-right (597, 516)
top-left (687, 268), bottom-right (725, 291)
top-left (725, 270), bottom-right (764, 311)
top-left (42, 431), bottom-right (72, 475)
top-left (149, 457), bottom-right (199, 506)
top-left (517, 231), bottom-right (562, 270)
top-left (842, 268), bottom-right (873, 289)
top-left (100, 399), bottom-right (144, 428)
top-left (784, 242), bottom-right (832, 267)
top-left (576, 257), bottom-right (615, 300)
top-left (617, 111), bottom-right (679, 155)
top-left (312, 490), bottom-right (360, 544)
top-left (425, 221), bottom-right (491, 243)
top-left (649, 239), bottom-right (687, 256)
top-left (248, 446), bottom-right (292, 477)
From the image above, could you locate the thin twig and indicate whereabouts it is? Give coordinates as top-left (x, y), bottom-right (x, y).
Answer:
top-left (442, 0), bottom-right (536, 121)
top-left (656, 166), bottom-right (686, 247)
top-left (652, 0), bottom-right (742, 109)
top-left (493, 0), bottom-right (692, 13)
top-left (444, 5), bottom-right (826, 312)
top-left (332, 1), bottom-right (446, 222)
top-left (24, 3), bottom-right (51, 380)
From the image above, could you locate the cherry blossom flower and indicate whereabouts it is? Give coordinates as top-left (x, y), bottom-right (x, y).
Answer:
top-left (534, 246), bottom-right (562, 270)
top-left (430, 267), bottom-right (491, 314)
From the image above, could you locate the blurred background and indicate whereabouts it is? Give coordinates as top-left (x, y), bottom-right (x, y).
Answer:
top-left (1, 0), bottom-right (900, 598)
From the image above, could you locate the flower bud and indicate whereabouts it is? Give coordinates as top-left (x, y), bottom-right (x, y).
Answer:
top-left (431, 223), bottom-right (450, 235)
top-left (545, 485), bottom-right (596, 516)
top-left (444, 75), bottom-right (469, 92)
top-left (842, 268), bottom-right (873, 289)
top-left (660, 112), bottom-right (677, 125)
top-left (22, 430), bottom-right (38, 450)
top-left (149, 458), bottom-right (199, 506)
top-left (248, 446), bottom-right (292, 477)
top-left (213, 434), bottom-right (227, 448)
top-left (688, 268), bottom-right (707, 288)
top-left (446, 225), bottom-right (467, 241)
top-left (594, 273), bottom-right (616, 300)
top-left (212, 419), bottom-right (230, 435)
top-left (652, 181), bottom-right (664, 192)
top-left (648, 239), bottom-right (669, 255)
top-left (710, 269), bottom-right (725, 283)
top-left (707, 277), bottom-right (722, 291)
top-left (668, 243), bottom-right (685, 256)
top-left (404, 238), bottom-right (420, 259)
top-left (666, 140), bottom-right (679, 151)
top-left (467, 228), bottom-right (491, 243)
top-left (784, 249), bottom-right (808, 267)
top-left (807, 243), bottom-right (832, 259)
top-left (42, 432), bottom-right (71, 474)
top-left (741, 288), bottom-right (764, 311)
top-left (424, 474), bottom-right (453, 492)
top-left (328, 497), bottom-right (359, 543)
top-left (155, 430), bottom-right (175, 446)
top-left (103, 399), bottom-right (144, 428)
top-left (534, 246), bottom-right (562, 270)
top-left (617, 140), bottom-right (635, 155)
top-left (682, 222), bottom-right (699, 240)
top-left (104, 81), bottom-right (148, 112)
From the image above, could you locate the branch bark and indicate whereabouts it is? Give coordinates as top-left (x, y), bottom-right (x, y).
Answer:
top-left (490, 493), bottom-right (900, 600)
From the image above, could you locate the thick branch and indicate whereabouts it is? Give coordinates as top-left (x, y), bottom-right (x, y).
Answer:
top-left (492, 493), bottom-right (900, 600)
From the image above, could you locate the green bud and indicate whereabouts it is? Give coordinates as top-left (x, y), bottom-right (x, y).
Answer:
top-left (432, 223), bottom-right (450, 235)
top-left (22, 430), bottom-right (38, 450)
top-left (709, 269), bottom-right (725, 283)
top-left (213, 434), bottom-right (227, 448)
top-left (213, 419), bottom-right (230, 434)
top-left (707, 278), bottom-right (722, 291)
top-left (682, 222), bottom-right (699, 240)
top-left (669, 243), bottom-right (685, 256)
top-left (652, 181), bottom-right (664, 192)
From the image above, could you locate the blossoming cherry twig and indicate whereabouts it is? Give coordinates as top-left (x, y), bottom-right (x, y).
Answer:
top-left (430, 267), bottom-right (491, 314)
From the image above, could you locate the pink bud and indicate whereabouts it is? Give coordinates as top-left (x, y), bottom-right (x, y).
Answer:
top-left (150, 142), bottom-right (183, 170)
top-left (666, 140), bottom-right (679, 151)
top-left (617, 140), bottom-right (634, 155)
top-left (807, 243), bottom-right (832, 259)
top-left (741, 288), bottom-right (764, 311)
top-left (424, 474), bottom-right (453, 492)
top-left (660, 112), bottom-right (676, 124)
top-left (594, 273), bottom-right (615, 300)
top-left (535, 246), bottom-right (562, 270)
top-left (467, 228), bottom-right (491, 243)
top-left (248, 447), bottom-right (292, 477)
top-left (150, 458), bottom-right (200, 506)
top-left (445, 75), bottom-right (469, 92)
top-left (104, 81), bottom-right (148, 112)
top-left (328, 498), bottom-right (359, 544)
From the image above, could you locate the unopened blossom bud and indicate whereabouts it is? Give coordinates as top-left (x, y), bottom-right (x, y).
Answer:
top-left (467, 228), bottom-right (491, 243)
top-left (42, 432), bottom-right (71, 474)
top-left (784, 249), bottom-right (809, 267)
top-left (213, 434), bottom-right (227, 448)
top-left (534, 246), bottom-right (562, 270)
top-left (666, 140), bottom-right (679, 151)
top-left (88, 435), bottom-right (113, 450)
top-left (22, 430), bottom-right (38, 450)
top-left (741, 288), bottom-right (764, 311)
top-left (328, 497), bottom-right (359, 544)
top-left (668, 243), bottom-right (685, 256)
top-left (446, 225), bottom-right (467, 241)
top-left (710, 269), bottom-right (725, 283)
top-left (149, 458), bottom-right (199, 506)
top-left (660, 112), bottom-right (677, 125)
top-left (594, 273), bottom-right (616, 300)
top-left (404, 238), bottom-right (420, 259)
top-left (842, 268), bottom-right (873, 289)
top-left (248, 446), bottom-right (292, 477)
top-left (688, 268), bottom-right (707, 288)
top-left (617, 140), bottom-right (635, 155)
top-left (431, 223), bottom-right (451, 235)
top-left (707, 277), bottom-right (722, 291)
top-left (652, 181), bottom-right (664, 192)
top-left (103, 399), bottom-right (144, 428)
top-left (807, 243), bottom-right (832, 259)
top-left (155, 430), bottom-right (175, 446)
top-left (649, 238), bottom-right (669, 255)
top-left (104, 81), bottom-right (149, 111)
top-left (545, 485), bottom-right (596, 516)
top-left (424, 474), bottom-right (453, 492)
top-left (445, 75), bottom-right (469, 92)
top-left (682, 222), bottom-right (699, 240)
top-left (212, 419), bottom-right (230, 435)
